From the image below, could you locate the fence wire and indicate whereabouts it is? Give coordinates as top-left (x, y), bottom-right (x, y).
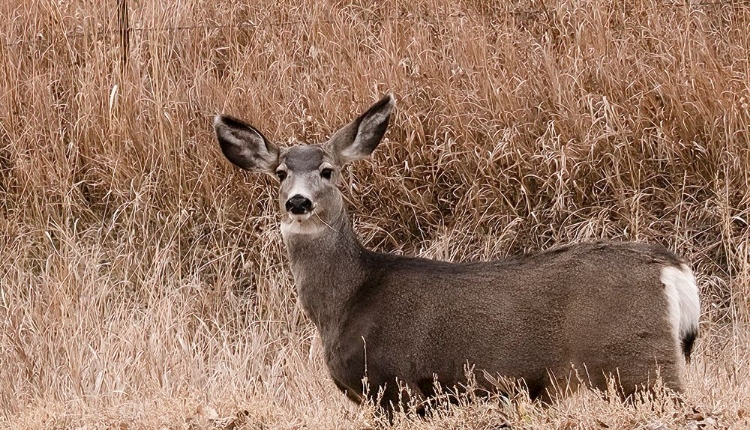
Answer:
top-left (2, 0), bottom-right (748, 49)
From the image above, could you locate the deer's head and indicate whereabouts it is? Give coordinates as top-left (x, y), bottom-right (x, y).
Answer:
top-left (214, 95), bottom-right (395, 236)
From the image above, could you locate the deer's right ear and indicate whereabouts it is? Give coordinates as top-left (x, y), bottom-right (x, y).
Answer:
top-left (214, 115), bottom-right (280, 173)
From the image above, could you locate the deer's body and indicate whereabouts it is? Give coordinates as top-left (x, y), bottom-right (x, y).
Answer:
top-left (214, 95), bottom-right (700, 412)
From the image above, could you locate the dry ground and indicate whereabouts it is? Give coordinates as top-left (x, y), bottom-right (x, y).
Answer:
top-left (1, 0), bottom-right (749, 428)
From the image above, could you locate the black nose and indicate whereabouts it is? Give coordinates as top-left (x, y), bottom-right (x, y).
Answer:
top-left (285, 194), bottom-right (313, 215)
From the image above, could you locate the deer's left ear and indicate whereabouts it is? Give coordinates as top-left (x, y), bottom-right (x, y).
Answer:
top-left (326, 94), bottom-right (395, 165)
top-left (214, 115), bottom-right (280, 173)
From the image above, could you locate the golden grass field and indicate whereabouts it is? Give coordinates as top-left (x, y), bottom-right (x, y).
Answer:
top-left (1, 0), bottom-right (749, 428)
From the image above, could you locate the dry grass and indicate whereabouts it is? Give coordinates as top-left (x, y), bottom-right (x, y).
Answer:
top-left (1, 0), bottom-right (749, 428)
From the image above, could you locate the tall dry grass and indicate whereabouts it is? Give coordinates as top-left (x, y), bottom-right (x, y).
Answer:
top-left (0, 0), bottom-right (748, 428)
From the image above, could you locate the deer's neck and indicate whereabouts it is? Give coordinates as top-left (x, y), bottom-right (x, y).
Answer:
top-left (281, 210), bottom-right (369, 337)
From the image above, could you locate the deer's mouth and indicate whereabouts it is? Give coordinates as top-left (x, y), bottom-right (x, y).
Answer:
top-left (288, 212), bottom-right (313, 223)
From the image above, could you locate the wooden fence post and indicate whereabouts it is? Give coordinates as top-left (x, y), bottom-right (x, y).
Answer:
top-left (118, 0), bottom-right (130, 71)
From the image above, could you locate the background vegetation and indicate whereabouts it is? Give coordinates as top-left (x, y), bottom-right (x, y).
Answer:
top-left (1, 0), bottom-right (748, 428)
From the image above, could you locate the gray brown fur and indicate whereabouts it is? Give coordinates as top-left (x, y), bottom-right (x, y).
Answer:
top-left (213, 95), bottom-right (699, 412)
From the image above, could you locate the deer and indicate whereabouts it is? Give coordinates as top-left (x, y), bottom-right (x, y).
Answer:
top-left (213, 94), bottom-right (700, 414)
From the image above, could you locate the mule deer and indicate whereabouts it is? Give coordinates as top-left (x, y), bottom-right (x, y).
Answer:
top-left (213, 95), bottom-right (700, 412)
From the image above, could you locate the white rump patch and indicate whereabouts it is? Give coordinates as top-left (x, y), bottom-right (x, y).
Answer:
top-left (661, 264), bottom-right (700, 357)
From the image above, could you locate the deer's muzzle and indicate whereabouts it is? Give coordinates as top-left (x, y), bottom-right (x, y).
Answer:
top-left (286, 194), bottom-right (313, 215)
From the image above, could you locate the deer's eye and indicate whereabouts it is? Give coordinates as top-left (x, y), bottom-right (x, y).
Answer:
top-left (320, 168), bottom-right (333, 180)
top-left (275, 170), bottom-right (287, 181)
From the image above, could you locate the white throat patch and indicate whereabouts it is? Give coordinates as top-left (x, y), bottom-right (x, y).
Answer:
top-left (280, 218), bottom-right (326, 237)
